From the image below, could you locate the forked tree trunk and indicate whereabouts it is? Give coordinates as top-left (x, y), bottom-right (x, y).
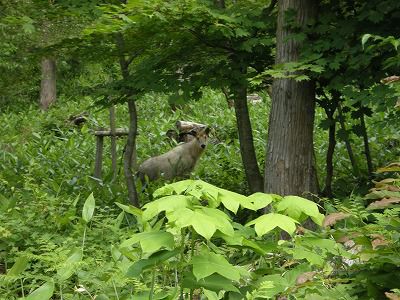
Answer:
top-left (39, 57), bottom-right (56, 110)
top-left (233, 83), bottom-right (264, 193)
top-left (264, 0), bottom-right (318, 196)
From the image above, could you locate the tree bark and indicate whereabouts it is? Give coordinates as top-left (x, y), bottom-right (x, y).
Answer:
top-left (116, 32), bottom-right (139, 206)
top-left (109, 105), bottom-right (118, 180)
top-left (233, 83), bottom-right (264, 193)
top-left (39, 57), bottom-right (56, 110)
top-left (337, 100), bottom-right (360, 177)
top-left (94, 136), bottom-right (104, 179)
top-left (359, 111), bottom-right (373, 176)
top-left (322, 106), bottom-right (336, 198)
top-left (124, 100), bottom-right (139, 207)
top-left (264, 0), bottom-right (318, 196)
top-left (211, 0), bottom-right (262, 193)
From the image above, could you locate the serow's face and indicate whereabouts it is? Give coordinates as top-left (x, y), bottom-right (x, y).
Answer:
top-left (196, 128), bottom-right (210, 149)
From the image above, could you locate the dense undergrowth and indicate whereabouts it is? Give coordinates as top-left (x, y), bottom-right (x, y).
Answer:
top-left (0, 93), bottom-right (399, 299)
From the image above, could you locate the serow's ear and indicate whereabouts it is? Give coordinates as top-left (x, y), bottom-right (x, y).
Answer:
top-left (204, 127), bottom-right (210, 135)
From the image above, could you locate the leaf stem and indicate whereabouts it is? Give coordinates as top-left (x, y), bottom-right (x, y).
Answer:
top-left (81, 225), bottom-right (87, 258)
top-left (20, 278), bottom-right (25, 299)
top-left (189, 229), bottom-right (196, 300)
top-left (179, 229), bottom-right (186, 299)
top-left (112, 279), bottom-right (120, 300)
top-left (149, 268), bottom-right (156, 300)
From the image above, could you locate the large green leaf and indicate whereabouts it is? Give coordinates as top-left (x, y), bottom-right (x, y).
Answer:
top-left (182, 272), bottom-right (240, 293)
top-left (214, 230), bottom-right (270, 256)
top-left (246, 193), bottom-right (276, 210)
top-left (167, 206), bottom-right (234, 240)
top-left (198, 207), bottom-right (234, 236)
top-left (26, 281), bottom-right (54, 300)
top-left (153, 180), bottom-right (251, 214)
top-left (120, 231), bottom-right (175, 254)
top-left (115, 202), bottom-right (143, 218)
top-left (290, 247), bottom-right (325, 266)
top-left (56, 248), bottom-right (82, 281)
top-left (276, 196), bottom-right (324, 225)
top-left (203, 289), bottom-right (219, 300)
top-left (7, 256), bottom-right (29, 276)
top-left (246, 213), bottom-right (298, 236)
top-left (191, 180), bottom-right (248, 214)
top-left (241, 239), bottom-right (271, 256)
top-left (153, 180), bottom-right (196, 198)
top-left (191, 252), bottom-right (240, 282)
top-left (142, 195), bottom-right (197, 221)
top-left (167, 207), bottom-right (216, 240)
top-left (82, 193), bottom-right (95, 223)
top-left (126, 249), bottom-right (180, 277)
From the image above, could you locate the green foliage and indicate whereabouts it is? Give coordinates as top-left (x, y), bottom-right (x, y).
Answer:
top-left (26, 281), bottom-right (54, 300)
top-left (113, 179), bottom-right (333, 298)
top-left (247, 213), bottom-right (298, 236)
top-left (82, 193), bottom-right (96, 223)
top-left (0, 76), bottom-right (398, 300)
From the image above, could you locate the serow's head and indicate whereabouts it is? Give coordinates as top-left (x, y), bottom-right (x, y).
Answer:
top-left (192, 126), bottom-right (210, 149)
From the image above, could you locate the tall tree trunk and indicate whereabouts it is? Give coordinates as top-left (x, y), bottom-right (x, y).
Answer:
top-left (322, 106), bottom-right (336, 198)
top-left (116, 32), bottom-right (139, 206)
top-left (336, 100), bottom-right (360, 177)
top-left (212, 0), bottom-right (262, 192)
top-left (233, 83), bottom-right (264, 193)
top-left (264, 0), bottom-right (318, 196)
top-left (124, 100), bottom-right (139, 207)
top-left (39, 57), bottom-right (56, 110)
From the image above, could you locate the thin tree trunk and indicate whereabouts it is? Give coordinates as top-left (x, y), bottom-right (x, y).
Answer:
top-left (116, 32), bottom-right (139, 206)
top-left (109, 105), bottom-right (118, 180)
top-left (337, 101), bottom-right (360, 177)
top-left (39, 57), bottom-right (56, 110)
top-left (212, 0), bottom-right (262, 192)
top-left (359, 111), bottom-right (373, 176)
top-left (322, 107), bottom-right (336, 198)
top-left (233, 83), bottom-right (264, 193)
top-left (124, 100), bottom-right (139, 207)
top-left (264, 0), bottom-right (318, 196)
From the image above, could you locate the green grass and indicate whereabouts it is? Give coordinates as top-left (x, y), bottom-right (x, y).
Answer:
top-left (0, 87), bottom-right (399, 299)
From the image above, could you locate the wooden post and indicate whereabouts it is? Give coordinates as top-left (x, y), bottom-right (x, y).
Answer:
top-left (94, 135), bottom-right (104, 179)
top-left (93, 128), bottom-right (128, 180)
top-left (109, 106), bottom-right (117, 180)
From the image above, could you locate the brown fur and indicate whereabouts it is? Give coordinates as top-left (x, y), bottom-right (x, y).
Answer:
top-left (138, 127), bottom-right (209, 183)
